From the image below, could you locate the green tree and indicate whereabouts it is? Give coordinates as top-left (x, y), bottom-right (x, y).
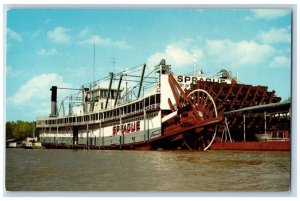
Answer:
top-left (6, 121), bottom-right (14, 139)
top-left (6, 121), bottom-right (36, 141)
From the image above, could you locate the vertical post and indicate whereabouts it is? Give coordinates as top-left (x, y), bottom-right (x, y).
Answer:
top-left (114, 73), bottom-right (123, 107)
top-left (69, 97), bottom-right (72, 116)
top-left (147, 118), bottom-right (150, 141)
top-left (86, 124), bottom-right (89, 149)
top-left (82, 85), bottom-right (85, 113)
top-left (126, 82), bottom-right (128, 102)
top-left (105, 72), bottom-right (114, 109)
top-left (120, 108), bottom-right (123, 144)
top-left (99, 120), bottom-right (101, 148)
top-left (144, 99), bottom-right (146, 141)
top-left (137, 64), bottom-right (146, 98)
top-left (264, 111), bottom-right (267, 134)
top-left (92, 33), bottom-right (96, 89)
top-left (90, 83), bottom-right (92, 112)
top-left (56, 126), bottom-right (59, 145)
top-left (243, 114), bottom-right (246, 141)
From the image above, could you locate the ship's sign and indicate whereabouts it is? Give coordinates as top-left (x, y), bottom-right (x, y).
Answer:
top-left (176, 75), bottom-right (231, 88)
top-left (112, 121), bottom-right (141, 135)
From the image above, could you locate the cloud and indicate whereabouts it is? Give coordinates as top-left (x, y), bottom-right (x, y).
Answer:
top-left (7, 28), bottom-right (23, 42)
top-left (44, 19), bottom-right (51, 24)
top-left (37, 48), bottom-right (59, 56)
top-left (269, 56), bottom-right (291, 68)
top-left (78, 26), bottom-right (90, 38)
top-left (78, 35), bottom-right (131, 49)
top-left (257, 27), bottom-right (291, 44)
top-left (31, 29), bottom-right (42, 39)
top-left (6, 65), bottom-right (23, 78)
top-left (147, 37), bottom-right (281, 72)
top-left (251, 9), bottom-right (290, 21)
top-left (10, 74), bottom-right (72, 107)
top-left (147, 43), bottom-right (203, 68)
top-left (47, 27), bottom-right (71, 44)
top-left (205, 39), bottom-right (275, 67)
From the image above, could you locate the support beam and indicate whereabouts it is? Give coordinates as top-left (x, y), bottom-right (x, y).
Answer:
top-left (86, 124), bottom-right (89, 149)
top-left (114, 73), bottom-right (123, 107)
top-left (105, 72), bottom-right (114, 109)
top-left (264, 111), bottom-right (267, 134)
top-left (243, 114), bottom-right (246, 141)
top-left (137, 64), bottom-right (146, 99)
top-left (168, 73), bottom-right (201, 119)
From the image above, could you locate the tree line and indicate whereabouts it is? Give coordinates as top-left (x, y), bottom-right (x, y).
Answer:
top-left (6, 121), bottom-right (36, 141)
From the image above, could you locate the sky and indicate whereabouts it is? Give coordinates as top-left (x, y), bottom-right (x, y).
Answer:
top-left (5, 8), bottom-right (292, 122)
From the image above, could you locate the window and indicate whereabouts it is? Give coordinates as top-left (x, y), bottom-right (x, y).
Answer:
top-left (156, 94), bottom-right (161, 103)
top-left (128, 105), bottom-right (131, 113)
top-left (150, 95), bottom-right (155, 105)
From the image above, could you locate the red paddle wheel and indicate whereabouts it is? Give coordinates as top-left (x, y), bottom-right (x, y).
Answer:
top-left (160, 73), bottom-right (223, 150)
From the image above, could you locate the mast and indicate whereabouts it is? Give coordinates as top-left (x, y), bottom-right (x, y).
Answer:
top-left (137, 64), bottom-right (146, 99)
top-left (105, 72), bottom-right (114, 109)
top-left (92, 33), bottom-right (97, 89)
top-left (114, 73), bottom-right (123, 107)
top-left (111, 58), bottom-right (116, 76)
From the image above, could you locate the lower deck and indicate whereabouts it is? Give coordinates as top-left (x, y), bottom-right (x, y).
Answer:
top-left (38, 110), bottom-right (162, 149)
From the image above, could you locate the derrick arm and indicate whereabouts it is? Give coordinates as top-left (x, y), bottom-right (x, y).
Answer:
top-left (105, 72), bottom-right (114, 109)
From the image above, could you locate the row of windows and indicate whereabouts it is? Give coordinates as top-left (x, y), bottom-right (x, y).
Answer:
top-left (91, 89), bottom-right (119, 99)
top-left (104, 112), bottom-right (159, 127)
top-left (43, 112), bottom-right (159, 129)
top-left (45, 94), bottom-right (160, 125)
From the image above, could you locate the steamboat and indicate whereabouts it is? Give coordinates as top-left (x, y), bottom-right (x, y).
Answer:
top-left (36, 59), bottom-right (290, 150)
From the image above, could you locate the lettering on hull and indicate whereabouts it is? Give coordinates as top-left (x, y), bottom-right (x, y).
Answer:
top-left (177, 75), bottom-right (230, 88)
top-left (112, 121), bottom-right (141, 135)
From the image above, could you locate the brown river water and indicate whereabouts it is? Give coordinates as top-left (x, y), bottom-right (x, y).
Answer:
top-left (5, 149), bottom-right (290, 192)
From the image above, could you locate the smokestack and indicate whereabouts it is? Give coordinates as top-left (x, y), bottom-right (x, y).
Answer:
top-left (50, 86), bottom-right (57, 117)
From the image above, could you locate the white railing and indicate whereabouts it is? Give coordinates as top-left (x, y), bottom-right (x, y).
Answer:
top-left (36, 103), bottom-right (160, 128)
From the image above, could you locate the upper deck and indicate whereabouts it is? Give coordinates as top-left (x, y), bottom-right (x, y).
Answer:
top-left (36, 93), bottom-right (161, 128)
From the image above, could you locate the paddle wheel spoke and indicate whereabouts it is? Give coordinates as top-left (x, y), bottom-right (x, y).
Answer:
top-left (187, 89), bottom-right (219, 150)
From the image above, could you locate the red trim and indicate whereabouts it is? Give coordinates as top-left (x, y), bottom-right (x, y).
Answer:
top-left (211, 141), bottom-right (290, 151)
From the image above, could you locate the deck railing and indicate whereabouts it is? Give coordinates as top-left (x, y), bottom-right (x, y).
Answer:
top-left (36, 103), bottom-right (160, 128)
